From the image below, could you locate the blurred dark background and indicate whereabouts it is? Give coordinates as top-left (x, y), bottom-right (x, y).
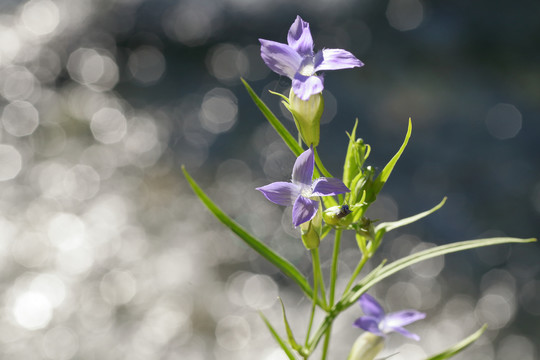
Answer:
top-left (0, 0), bottom-right (538, 359)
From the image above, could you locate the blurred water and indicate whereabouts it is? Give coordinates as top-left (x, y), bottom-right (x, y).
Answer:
top-left (0, 0), bottom-right (538, 359)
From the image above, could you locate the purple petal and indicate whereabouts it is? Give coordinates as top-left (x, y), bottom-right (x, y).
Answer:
top-left (292, 196), bottom-right (318, 226)
top-left (292, 74), bottom-right (324, 101)
top-left (385, 326), bottom-right (420, 341)
top-left (259, 39), bottom-right (302, 79)
top-left (353, 316), bottom-right (385, 337)
top-left (359, 294), bottom-right (385, 321)
top-left (383, 310), bottom-right (426, 328)
top-left (256, 182), bottom-right (300, 206)
top-left (315, 49), bottom-right (364, 72)
top-left (311, 177), bottom-right (350, 196)
top-left (292, 147), bottom-right (314, 187)
top-left (287, 16), bottom-right (314, 57)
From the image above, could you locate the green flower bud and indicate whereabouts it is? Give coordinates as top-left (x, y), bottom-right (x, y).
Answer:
top-left (323, 204), bottom-right (353, 227)
top-left (300, 204), bottom-right (322, 249)
top-left (347, 332), bottom-right (384, 360)
top-left (285, 88), bottom-right (324, 147)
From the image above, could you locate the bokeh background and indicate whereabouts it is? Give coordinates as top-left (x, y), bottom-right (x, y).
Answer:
top-left (0, 0), bottom-right (538, 359)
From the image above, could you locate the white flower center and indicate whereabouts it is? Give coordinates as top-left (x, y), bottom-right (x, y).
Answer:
top-left (300, 186), bottom-right (313, 198)
top-left (299, 63), bottom-right (315, 76)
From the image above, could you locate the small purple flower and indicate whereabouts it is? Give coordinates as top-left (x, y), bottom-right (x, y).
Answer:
top-left (353, 294), bottom-right (426, 341)
top-left (259, 15), bottom-right (364, 101)
top-left (256, 147), bottom-right (349, 227)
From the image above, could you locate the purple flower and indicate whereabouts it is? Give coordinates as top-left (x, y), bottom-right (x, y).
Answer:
top-left (353, 294), bottom-right (425, 341)
top-left (259, 16), bottom-right (364, 101)
top-left (256, 147), bottom-right (349, 227)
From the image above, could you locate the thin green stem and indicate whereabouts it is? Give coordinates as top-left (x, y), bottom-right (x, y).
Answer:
top-left (305, 249), bottom-right (320, 347)
top-left (328, 230), bottom-right (342, 306)
top-left (342, 254), bottom-right (369, 297)
top-left (311, 248), bottom-right (328, 309)
top-left (320, 325), bottom-right (332, 360)
top-left (318, 230), bottom-right (342, 360)
top-left (307, 312), bottom-right (335, 352)
top-left (314, 147), bottom-right (333, 178)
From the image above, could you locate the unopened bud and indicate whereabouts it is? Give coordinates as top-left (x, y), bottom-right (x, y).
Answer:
top-left (285, 89), bottom-right (324, 147)
top-left (323, 204), bottom-right (353, 227)
top-left (347, 332), bottom-right (384, 360)
top-left (300, 205), bottom-right (322, 249)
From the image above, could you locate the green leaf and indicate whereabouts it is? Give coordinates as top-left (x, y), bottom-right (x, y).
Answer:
top-left (425, 324), bottom-right (487, 360)
top-left (279, 298), bottom-right (302, 351)
top-left (372, 118), bottom-right (412, 195)
top-left (241, 78), bottom-right (303, 157)
top-left (343, 119), bottom-right (359, 188)
top-left (259, 312), bottom-right (297, 360)
top-left (182, 166), bottom-right (315, 302)
top-left (375, 197), bottom-right (447, 237)
top-left (341, 237), bottom-right (536, 308)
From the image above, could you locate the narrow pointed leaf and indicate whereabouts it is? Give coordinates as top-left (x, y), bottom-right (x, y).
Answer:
top-left (375, 197), bottom-right (447, 235)
top-left (372, 118), bottom-right (412, 195)
top-left (279, 298), bottom-right (301, 351)
top-left (241, 78), bottom-right (303, 157)
top-left (425, 324), bottom-right (487, 360)
top-left (259, 312), bottom-right (297, 360)
top-left (182, 166), bottom-right (314, 301)
top-left (314, 147), bottom-right (333, 178)
top-left (343, 119), bottom-right (359, 188)
top-left (341, 237), bottom-right (536, 308)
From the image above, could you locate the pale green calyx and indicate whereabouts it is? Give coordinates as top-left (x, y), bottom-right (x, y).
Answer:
top-left (285, 88), bottom-right (324, 147)
top-left (347, 332), bottom-right (384, 360)
top-left (323, 204), bottom-right (353, 227)
top-left (300, 203), bottom-right (322, 249)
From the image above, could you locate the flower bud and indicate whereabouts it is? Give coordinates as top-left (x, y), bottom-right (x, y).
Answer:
top-left (300, 204), bottom-right (322, 249)
top-left (347, 332), bottom-right (384, 360)
top-left (323, 204), bottom-right (353, 227)
top-left (285, 88), bottom-right (324, 147)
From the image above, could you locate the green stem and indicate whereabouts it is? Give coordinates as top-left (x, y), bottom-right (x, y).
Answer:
top-left (319, 230), bottom-right (342, 360)
top-left (320, 325), bottom-right (332, 360)
top-left (314, 147), bottom-right (333, 178)
top-left (342, 254), bottom-right (369, 297)
top-left (328, 230), bottom-right (342, 306)
top-left (312, 248), bottom-right (328, 309)
top-left (305, 249), bottom-right (320, 347)
top-left (308, 312), bottom-right (335, 352)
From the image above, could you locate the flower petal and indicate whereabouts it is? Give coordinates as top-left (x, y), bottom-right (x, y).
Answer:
top-left (256, 182), bottom-right (300, 206)
top-left (383, 310), bottom-right (426, 328)
top-left (315, 49), bottom-right (364, 72)
top-left (292, 74), bottom-right (324, 101)
top-left (292, 147), bottom-right (314, 186)
top-left (292, 196), bottom-right (318, 226)
top-left (359, 294), bottom-right (385, 321)
top-left (311, 177), bottom-right (350, 196)
top-left (259, 39), bottom-right (302, 79)
top-left (353, 316), bottom-right (385, 337)
top-left (384, 326), bottom-right (420, 341)
top-left (287, 16), bottom-right (314, 57)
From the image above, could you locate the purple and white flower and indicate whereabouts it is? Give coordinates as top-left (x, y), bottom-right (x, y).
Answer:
top-left (353, 294), bottom-right (426, 341)
top-left (256, 147), bottom-right (349, 227)
top-left (259, 15), bottom-right (364, 101)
